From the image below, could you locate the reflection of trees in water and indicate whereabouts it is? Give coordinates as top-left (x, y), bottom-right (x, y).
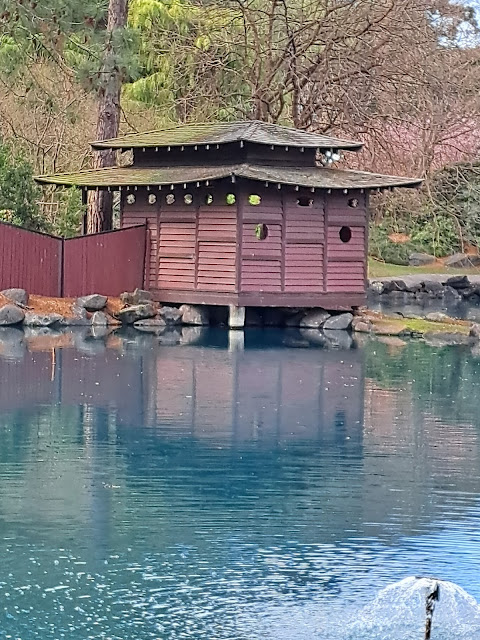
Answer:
top-left (365, 341), bottom-right (480, 428)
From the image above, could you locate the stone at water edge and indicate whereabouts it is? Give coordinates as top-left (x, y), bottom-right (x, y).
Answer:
top-left (61, 304), bottom-right (91, 326)
top-left (300, 309), bottom-right (330, 329)
top-left (1, 288), bottom-right (28, 306)
top-left (323, 312), bottom-right (353, 331)
top-left (158, 306), bottom-right (183, 325)
top-left (352, 320), bottom-right (372, 333)
top-left (76, 294), bottom-right (108, 311)
top-left (425, 312), bottom-right (451, 323)
top-left (0, 304), bottom-right (25, 326)
top-left (91, 311), bottom-right (108, 327)
top-left (117, 304), bottom-right (156, 324)
top-left (369, 281), bottom-right (385, 294)
top-left (133, 318), bottom-right (167, 333)
top-left (383, 279), bottom-right (408, 293)
top-left (409, 252), bottom-right (436, 267)
top-left (324, 329), bottom-right (353, 349)
top-left (24, 312), bottom-right (63, 327)
top-left (179, 304), bottom-right (210, 326)
top-left (422, 280), bottom-right (444, 296)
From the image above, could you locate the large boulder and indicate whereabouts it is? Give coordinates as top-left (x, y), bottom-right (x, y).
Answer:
top-left (300, 309), bottom-right (330, 329)
top-left (444, 253), bottom-right (480, 268)
top-left (422, 280), bottom-right (444, 296)
top-left (323, 312), bottom-right (353, 331)
top-left (117, 303), bottom-right (156, 324)
top-left (1, 288), bottom-right (28, 306)
top-left (0, 304), bottom-right (25, 326)
top-left (158, 306), bottom-right (183, 325)
top-left (383, 279), bottom-right (408, 293)
top-left (324, 329), bottom-right (353, 349)
top-left (409, 252), bottom-right (436, 267)
top-left (24, 312), bottom-right (63, 327)
top-left (76, 294), bottom-right (107, 311)
top-left (179, 304), bottom-right (210, 326)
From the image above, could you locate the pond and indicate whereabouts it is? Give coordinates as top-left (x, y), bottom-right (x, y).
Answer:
top-left (1, 328), bottom-right (480, 639)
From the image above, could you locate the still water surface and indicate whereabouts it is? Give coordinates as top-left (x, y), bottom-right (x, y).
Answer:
top-left (1, 328), bottom-right (480, 639)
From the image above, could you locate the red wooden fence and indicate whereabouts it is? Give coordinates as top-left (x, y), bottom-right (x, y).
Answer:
top-left (63, 225), bottom-right (146, 297)
top-left (0, 222), bottom-right (146, 298)
top-left (0, 222), bottom-right (62, 296)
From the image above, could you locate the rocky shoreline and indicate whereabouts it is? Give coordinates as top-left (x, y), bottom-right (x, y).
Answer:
top-left (369, 273), bottom-right (480, 303)
top-left (1, 286), bottom-right (480, 349)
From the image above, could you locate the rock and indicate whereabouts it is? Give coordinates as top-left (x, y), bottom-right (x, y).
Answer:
top-left (371, 321), bottom-right (409, 336)
top-left (443, 286), bottom-right (462, 301)
top-left (444, 253), bottom-right (480, 268)
top-left (470, 323), bottom-right (480, 338)
top-left (76, 294), bottom-right (107, 311)
top-left (61, 305), bottom-right (91, 326)
top-left (262, 308), bottom-right (286, 327)
top-left (133, 318), bottom-right (166, 333)
top-left (459, 286), bottom-right (478, 299)
top-left (91, 311), bottom-right (108, 326)
top-left (369, 281), bottom-right (385, 295)
top-left (117, 303), bottom-right (156, 324)
top-left (422, 280), bottom-right (444, 295)
top-left (120, 288), bottom-right (153, 305)
top-left (179, 304), bottom-right (210, 326)
top-left (324, 329), bottom-right (353, 349)
top-left (445, 275), bottom-right (470, 289)
top-left (158, 306), bottom-right (183, 325)
top-left (285, 312), bottom-right (305, 328)
top-left (425, 312), bottom-right (451, 323)
top-left (409, 252), bottom-right (436, 267)
top-left (323, 312), bottom-right (353, 331)
top-left (423, 332), bottom-right (472, 347)
top-left (1, 288), bottom-right (28, 306)
top-left (24, 312), bottom-right (63, 327)
top-left (90, 326), bottom-right (109, 339)
top-left (383, 279), bottom-right (408, 293)
top-left (352, 320), bottom-right (372, 333)
top-left (300, 309), bottom-right (330, 329)
top-left (0, 304), bottom-right (25, 326)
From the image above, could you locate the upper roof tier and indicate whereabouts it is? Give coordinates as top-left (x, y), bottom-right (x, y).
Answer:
top-left (91, 121), bottom-right (363, 152)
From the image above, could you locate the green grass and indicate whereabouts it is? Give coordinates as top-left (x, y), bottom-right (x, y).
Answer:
top-left (368, 258), bottom-right (480, 278)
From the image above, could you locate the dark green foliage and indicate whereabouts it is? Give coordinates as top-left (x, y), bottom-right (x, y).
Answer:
top-left (0, 141), bottom-right (45, 231)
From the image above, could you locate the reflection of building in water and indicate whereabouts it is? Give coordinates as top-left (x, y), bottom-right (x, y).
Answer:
top-left (141, 345), bottom-right (364, 446)
top-left (0, 333), bottom-right (364, 447)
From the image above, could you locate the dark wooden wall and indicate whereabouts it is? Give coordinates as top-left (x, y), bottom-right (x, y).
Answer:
top-left (121, 180), bottom-right (367, 306)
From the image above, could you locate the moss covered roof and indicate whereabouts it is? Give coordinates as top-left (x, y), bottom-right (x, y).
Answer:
top-left (91, 121), bottom-right (363, 151)
top-left (35, 163), bottom-right (421, 190)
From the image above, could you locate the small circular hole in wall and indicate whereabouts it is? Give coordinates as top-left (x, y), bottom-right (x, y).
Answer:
top-left (126, 194), bottom-right (136, 205)
top-left (249, 194), bottom-right (261, 206)
top-left (339, 226), bottom-right (352, 243)
top-left (226, 193), bottom-right (236, 205)
top-left (348, 198), bottom-right (359, 208)
top-left (184, 194), bottom-right (193, 205)
top-left (205, 194), bottom-right (214, 205)
top-left (166, 194), bottom-right (175, 205)
top-left (255, 223), bottom-right (268, 241)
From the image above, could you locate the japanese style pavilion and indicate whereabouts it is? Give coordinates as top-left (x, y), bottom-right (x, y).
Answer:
top-left (36, 121), bottom-right (421, 323)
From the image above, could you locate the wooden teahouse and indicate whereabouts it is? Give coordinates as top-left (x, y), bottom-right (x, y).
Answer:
top-left (37, 121), bottom-right (421, 325)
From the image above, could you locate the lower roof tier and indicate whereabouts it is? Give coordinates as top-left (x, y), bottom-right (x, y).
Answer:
top-left (35, 163), bottom-right (422, 190)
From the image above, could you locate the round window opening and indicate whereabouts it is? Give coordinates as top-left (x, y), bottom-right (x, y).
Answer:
top-left (184, 194), bottom-right (193, 205)
top-left (348, 198), bottom-right (359, 208)
top-left (249, 194), bottom-right (261, 206)
top-left (126, 194), bottom-right (136, 205)
top-left (166, 193), bottom-right (175, 205)
top-left (339, 226), bottom-right (352, 243)
top-left (205, 194), bottom-right (214, 205)
top-left (255, 223), bottom-right (269, 241)
top-left (226, 193), bottom-right (236, 205)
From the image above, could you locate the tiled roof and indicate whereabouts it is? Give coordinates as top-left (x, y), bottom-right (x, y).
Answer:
top-left (91, 121), bottom-right (363, 151)
top-left (35, 163), bottom-right (421, 189)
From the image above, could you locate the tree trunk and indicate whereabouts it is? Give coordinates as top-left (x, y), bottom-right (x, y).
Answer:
top-left (87, 0), bottom-right (129, 234)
